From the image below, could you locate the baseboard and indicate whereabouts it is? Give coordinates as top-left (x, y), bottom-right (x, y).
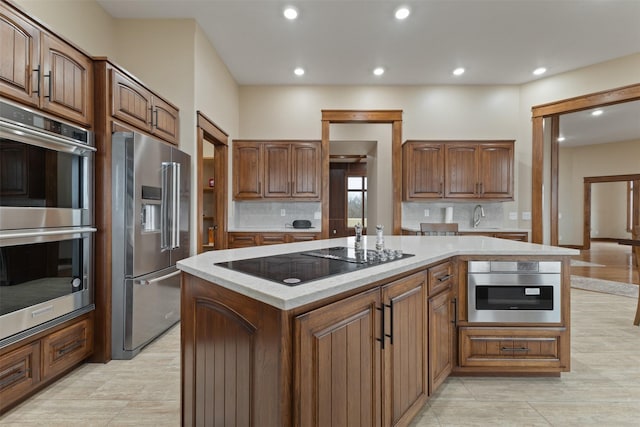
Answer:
top-left (591, 237), bottom-right (629, 244)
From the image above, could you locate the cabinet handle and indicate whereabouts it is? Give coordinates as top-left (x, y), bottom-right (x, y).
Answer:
top-left (56, 339), bottom-right (86, 357)
top-left (439, 182), bottom-right (443, 195)
top-left (43, 72), bottom-right (52, 99)
top-left (501, 346), bottom-right (530, 352)
top-left (480, 182), bottom-right (484, 195)
top-left (33, 65), bottom-right (41, 95)
top-left (153, 109), bottom-right (159, 127)
top-left (0, 368), bottom-right (29, 388)
top-left (385, 302), bottom-right (393, 344)
top-left (451, 297), bottom-right (457, 325)
top-left (258, 182), bottom-right (261, 194)
top-left (376, 305), bottom-right (385, 349)
top-left (437, 274), bottom-right (451, 282)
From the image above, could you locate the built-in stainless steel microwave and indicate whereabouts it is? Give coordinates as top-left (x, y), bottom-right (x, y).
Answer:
top-left (467, 261), bottom-right (562, 323)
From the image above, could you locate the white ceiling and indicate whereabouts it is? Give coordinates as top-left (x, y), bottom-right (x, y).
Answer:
top-left (95, 0), bottom-right (640, 147)
top-left (96, 0), bottom-right (640, 86)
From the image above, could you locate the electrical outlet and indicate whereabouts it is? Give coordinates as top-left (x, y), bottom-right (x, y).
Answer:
top-left (509, 211), bottom-right (517, 220)
top-left (280, 209), bottom-right (286, 217)
top-left (314, 211), bottom-right (321, 219)
top-left (424, 209), bottom-right (430, 217)
top-left (522, 211), bottom-right (532, 220)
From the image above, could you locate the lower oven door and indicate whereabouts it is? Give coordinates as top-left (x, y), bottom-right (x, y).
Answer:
top-left (0, 227), bottom-right (95, 342)
top-left (468, 273), bottom-right (561, 323)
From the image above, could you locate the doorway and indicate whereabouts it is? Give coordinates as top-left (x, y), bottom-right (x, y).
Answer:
top-left (196, 111), bottom-right (228, 252)
top-left (329, 157), bottom-right (367, 237)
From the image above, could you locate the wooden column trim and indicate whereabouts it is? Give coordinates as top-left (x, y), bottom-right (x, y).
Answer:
top-left (550, 116), bottom-right (560, 246)
top-left (392, 120), bottom-right (402, 234)
top-left (321, 120), bottom-right (330, 239)
top-left (531, 116), bottom-right (544, 243)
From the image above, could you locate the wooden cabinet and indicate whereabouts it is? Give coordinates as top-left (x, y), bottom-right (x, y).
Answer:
top-left (445, 142), bottom-right (514, 200)
top-left (0, 342), bottom-right (41, 411)
top-left (0, 3), bottom-right (92, 126)
top-left (403, 142), bottom-right (445, 200)
top-left (458, 327), bottom-right (566, 370)
top-left (403, 140), bottom-right (514, 201)
top-left (111, 70), bottom-right (179, 144)
top-left (41, 317), bottom-right (93, 379)
top-left (427, 261), bottom-right (456, 394)
top-left (233, 140), bottom-right (321, 200)
top-left (0, 313), bottom-right (93, 414)
top-left (296, 287), bottom-right (382, 427)
top-left (227, 231), bottom-right (320, 248)
top-left (296, 271), bottom-right (428, 427)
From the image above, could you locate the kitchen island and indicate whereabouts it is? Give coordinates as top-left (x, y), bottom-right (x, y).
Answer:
top-left (177, 236), bottom-right (577, 427)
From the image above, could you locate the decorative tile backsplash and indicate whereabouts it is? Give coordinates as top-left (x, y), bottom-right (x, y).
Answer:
top-left (402, 202), bottom-right (505, 230)
top-left (232, 201), bottom-right (321, 229)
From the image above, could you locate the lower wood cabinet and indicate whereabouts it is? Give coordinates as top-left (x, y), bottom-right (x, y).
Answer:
top-left (296, 271), bottom-right (428, 427)
top-left (427, 261), bottom-right (456, 394)
top-left (227, 231), bottom-right (320, 248)
top-left (0, 313), bottom-right (93, 414)
top-left (459, 231), bottom-right (529, 242)
top-left (458, 327), bottom-right (567, 371)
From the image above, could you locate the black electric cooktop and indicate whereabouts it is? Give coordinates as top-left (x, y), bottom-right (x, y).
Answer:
top-left (215, 246), bottom-right (414, 286)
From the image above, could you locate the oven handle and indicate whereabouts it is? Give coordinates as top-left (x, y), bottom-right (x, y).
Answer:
top-left (0, 120), bottom-right (96, 155)
top-left (0, 227), bottom-right (97, 244)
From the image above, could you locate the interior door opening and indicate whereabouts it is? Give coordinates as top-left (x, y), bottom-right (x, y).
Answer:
top-left (329, 158), bottom-right (367, 237)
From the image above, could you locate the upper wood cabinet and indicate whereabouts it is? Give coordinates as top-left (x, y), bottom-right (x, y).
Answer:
top-left (445, 141), bottom-right (514, 200)
top-left (233, 140), bottom-right (321, 201)
top-left (0, 3), bottom-right (93, 126)
top-left (111, 70), bottom-right (179, 144)
top-left (403, 141), bottom-right (445, 200)
top-left (403, 140), bottom-right (514, 201)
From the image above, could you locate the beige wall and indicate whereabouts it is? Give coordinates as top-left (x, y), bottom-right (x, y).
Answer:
top-left (592, 182), bottom-right (629, 240)
top-left (8, 0), bottom-right (640, 245)
top-left (559, 139), bottom-right (640, 245)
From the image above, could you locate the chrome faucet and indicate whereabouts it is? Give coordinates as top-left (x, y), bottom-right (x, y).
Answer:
top-left (473, 204), bottom-right (485, 228)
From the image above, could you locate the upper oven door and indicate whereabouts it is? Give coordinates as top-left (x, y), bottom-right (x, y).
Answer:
top-left (0, 119), bottom-right (95, 229)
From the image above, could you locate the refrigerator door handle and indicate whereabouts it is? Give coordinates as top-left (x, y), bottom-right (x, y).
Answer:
top-left (160, 162), bottom-right (171, 251)
top-left (171, 162), bottom-right (181, 250)
top-left (134, 269), bottom-right (181, 286)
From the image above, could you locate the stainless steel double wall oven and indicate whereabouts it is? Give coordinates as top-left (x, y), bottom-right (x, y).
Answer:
top-left (0, 99), bottom-right (95, 344)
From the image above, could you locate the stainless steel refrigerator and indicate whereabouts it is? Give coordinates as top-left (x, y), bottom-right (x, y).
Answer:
top-left (111, 131), bottom-right (190, 359)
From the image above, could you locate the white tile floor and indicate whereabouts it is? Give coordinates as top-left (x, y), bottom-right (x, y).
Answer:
top-left (1, 288), bottom-right (639, 426)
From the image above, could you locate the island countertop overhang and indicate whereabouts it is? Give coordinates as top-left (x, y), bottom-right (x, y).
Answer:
top-left (177, 236), bottom-right (578, 310)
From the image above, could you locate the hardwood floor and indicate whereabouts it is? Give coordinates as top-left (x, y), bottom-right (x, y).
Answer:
top-left (571, 241), bottom-right (639, 286)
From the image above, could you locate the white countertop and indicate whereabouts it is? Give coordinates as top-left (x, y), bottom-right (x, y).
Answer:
top-left (177, 236), bottom-right (577, 311)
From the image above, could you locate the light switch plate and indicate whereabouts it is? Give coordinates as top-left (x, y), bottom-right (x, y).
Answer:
top-left (509, 211), bottom-right (517, 220)
top-left (522, 211), bottom-right (532, 220)
top-left (280, 209), bottom-right (286, 216)
top-left (424, 209), bottom-right (430, 217)
top-left (314, 211), bottom-right (321, 219)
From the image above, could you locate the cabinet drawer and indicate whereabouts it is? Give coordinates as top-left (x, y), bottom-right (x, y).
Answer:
top-left (41, 318), bottom-right (93, 380)
top-left (228, 233), bottom-right (259, 248)
top-left (428, 261), bottom-right (454, 296)
top-left (459, 328), bottom-right (563, 369)
top-left (0, 341), bottom-right (41, 410)
top-left (262, 233), bottom-right (287, 245)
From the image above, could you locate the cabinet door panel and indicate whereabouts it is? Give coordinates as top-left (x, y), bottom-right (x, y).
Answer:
top-left (41, 317), bottom-right (93, 380)
top-left (41, 34), bottom-right (93, 126)
top-left (0, 5), bottom-right (39, 106)
top-left (227, 232), bottom-right (259, 248)
top-left (382, 271), bottom-right (428, 426)
top-left (296, 288), bottom-right (381, 427)
top-left (233, 142), bottom-right (263, 199)
top-left (151, 96), bottom-right (179, 144)
top-left (111, 69), bottom-right (152, 132)
top-left (404, 142), bottom-right (444, 199)
top-left (429, 290), bottom-right (454, 394)
top-left (479, 144), bottom-right (513, 199)
top-left (445, 144), bottom-right (478, 198)
top-left (291, 142), bottom-right (321, 198)
top-left (264, 144), bottom-right (290, 198)
top-left (0, 341), bottom-right (41, 412)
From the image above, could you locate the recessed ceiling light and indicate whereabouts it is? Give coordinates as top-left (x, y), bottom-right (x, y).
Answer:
top-left (591, 109), bottom-right (603, 116)
top-left (533, 67), bottom-right (547, 76)
top-left (452, 67), bottom-right (465, 76)
top-left (294, 67), bottom-right (304, 76)
top-left (283, 6), bottom-right (298, 20)
top-left (395, 6), bottom-right (410, 20)
top-left (373, 67), bottom-right (385, 76)
top-left (557, 136), bottom-right (565, 142)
